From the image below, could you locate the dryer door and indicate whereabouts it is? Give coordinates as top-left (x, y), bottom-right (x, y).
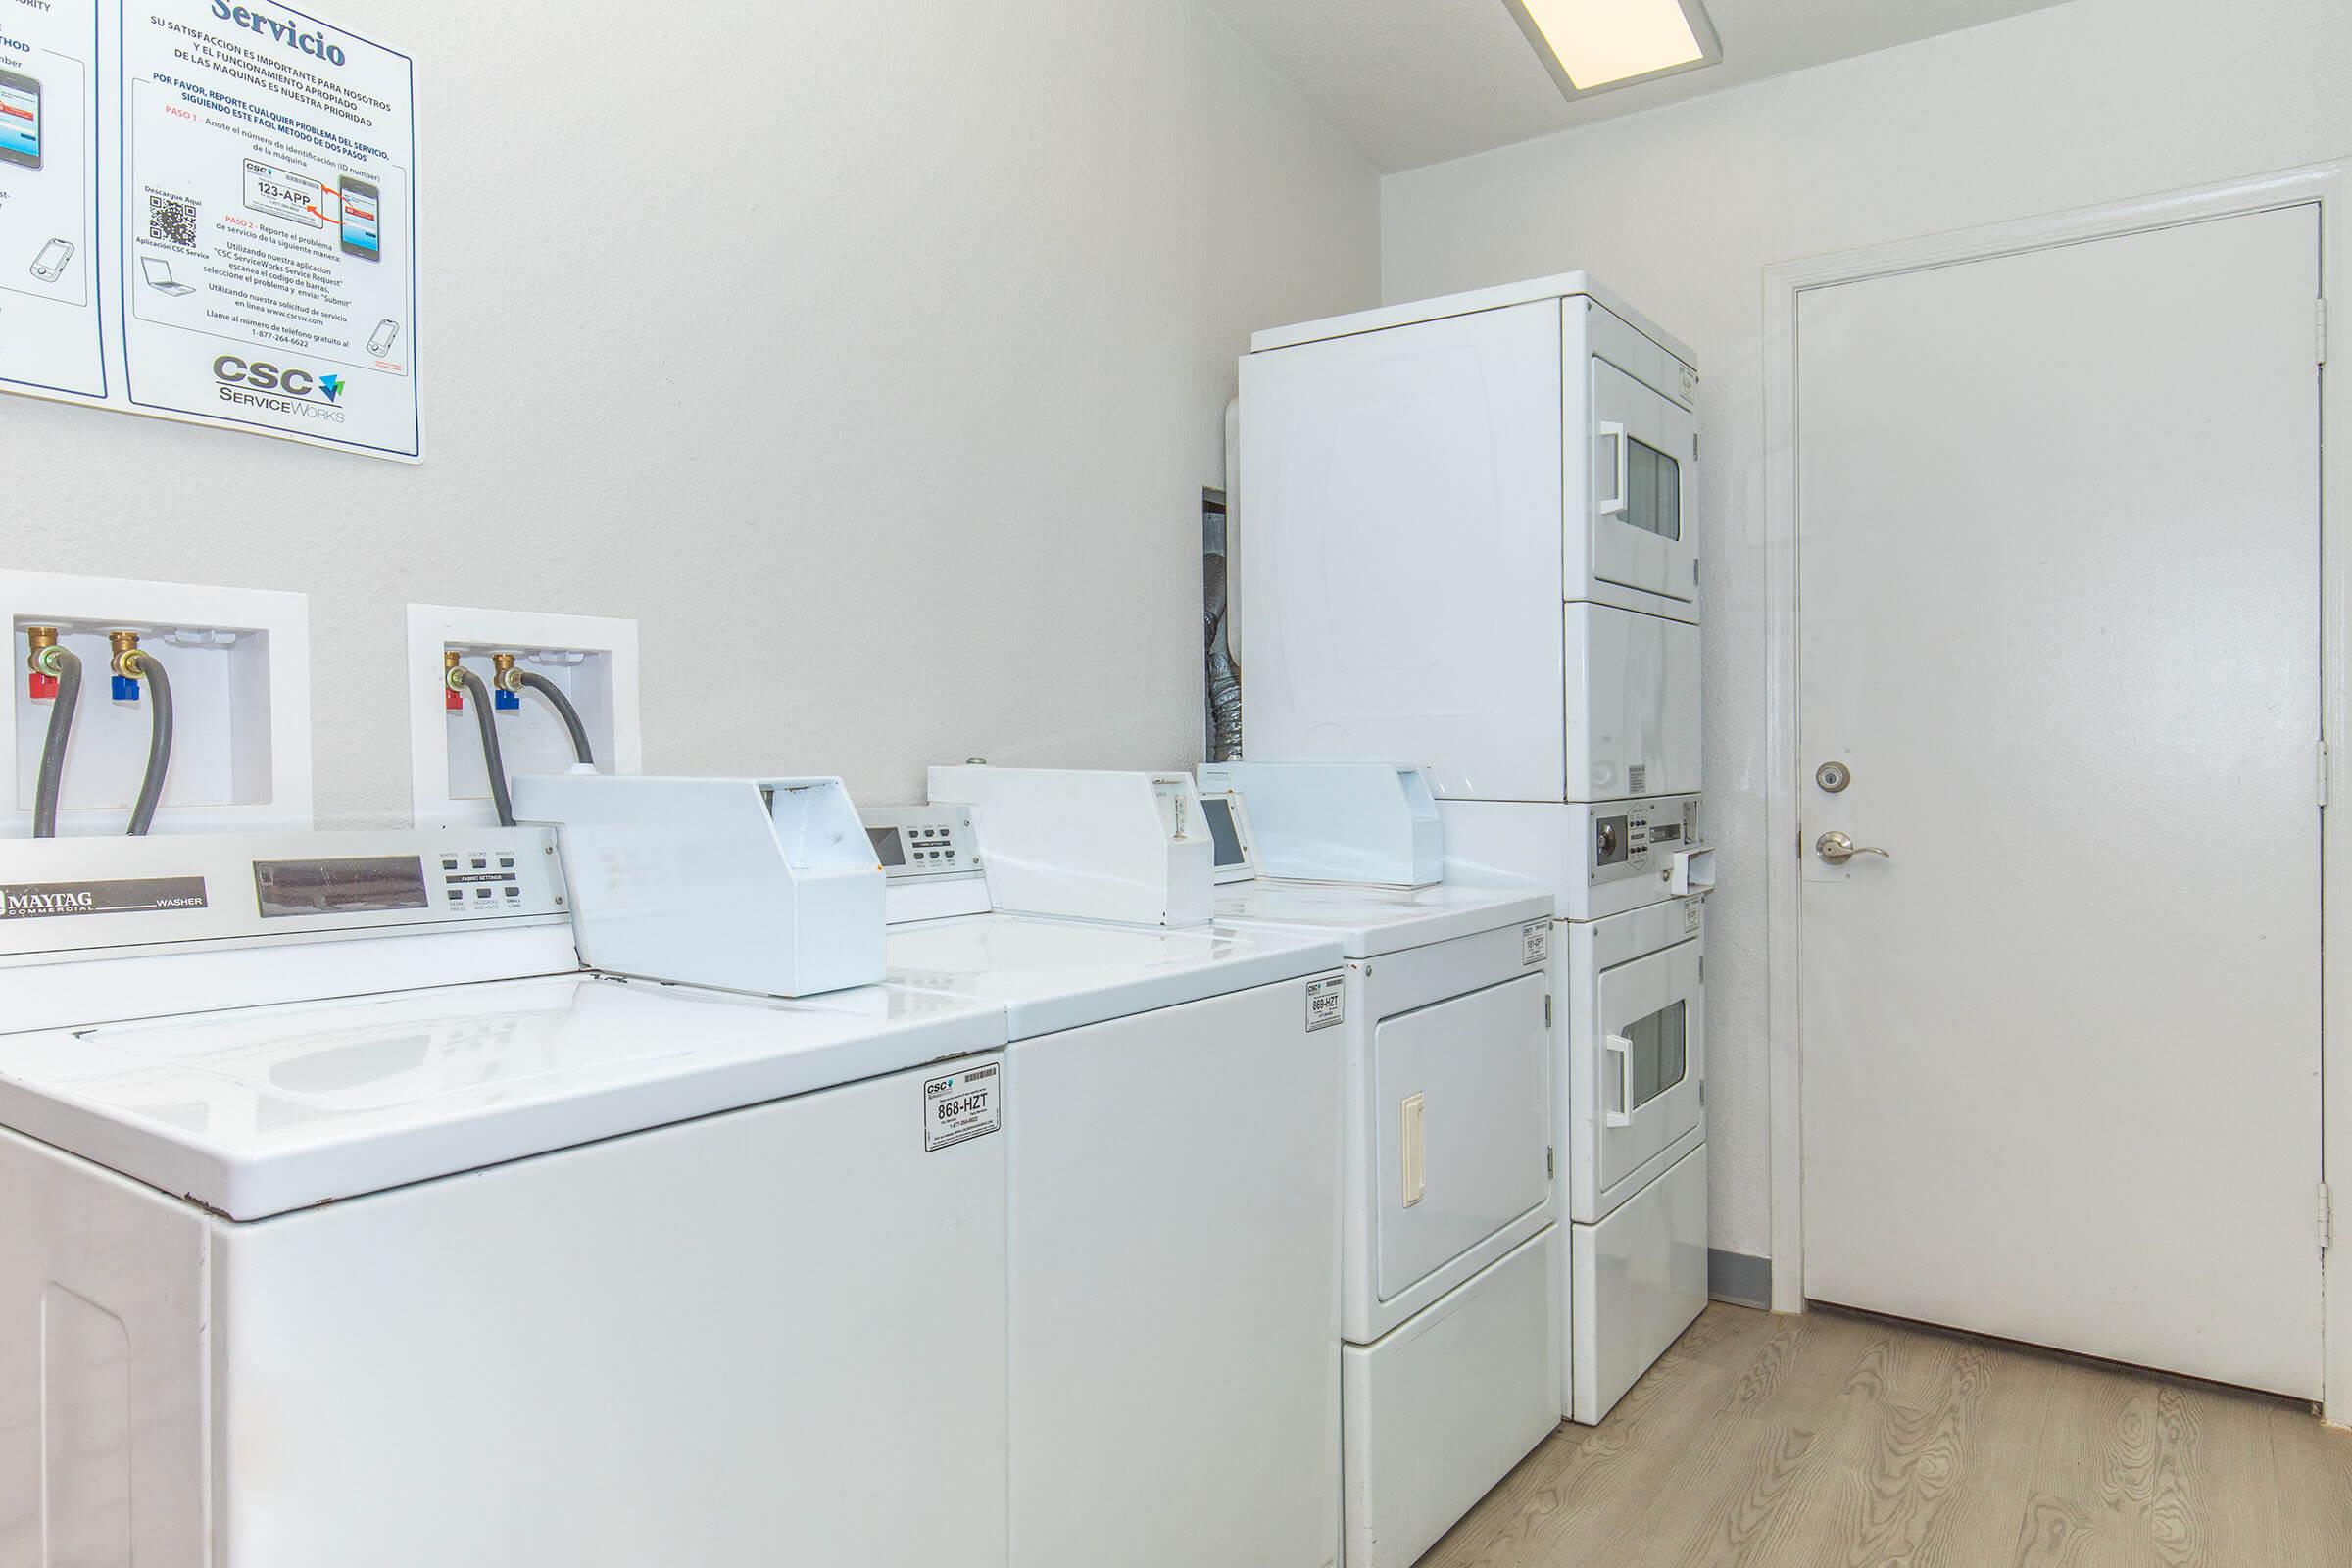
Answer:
top-left (1590, 936), bottom-right (1704, 1216)
top-left (1373, 972), bottom-right (1552, 1303)
top-left (1586, 356), bottom-right (1698, 607)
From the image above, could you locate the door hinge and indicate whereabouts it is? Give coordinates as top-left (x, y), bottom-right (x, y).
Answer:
top-left (2320, 298), bottom-right (2330, 366)
top-left (2322, 738), bottom-right (2331, 808)
top-left (1547, 1145), bottom-right (1556, 1180)
top-left (1698, 956), bottom-right (1705, 984)
top-left (2321, 1184), bottom-right (2333, 1250)
top-left (1544, 995), bottom-right (1553, 1027)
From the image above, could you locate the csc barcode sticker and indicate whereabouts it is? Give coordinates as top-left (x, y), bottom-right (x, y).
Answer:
top-left (1305, 976), bottom-right (1345, 1032)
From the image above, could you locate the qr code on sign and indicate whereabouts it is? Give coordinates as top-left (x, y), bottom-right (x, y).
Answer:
top-left (148, 194), bottom-right (198, 246)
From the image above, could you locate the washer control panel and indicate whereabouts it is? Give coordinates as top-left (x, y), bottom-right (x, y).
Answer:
top-left (1590, 795), bottom-right (1703, 888)
top-left (423, 842), bottom-right (565, 915)
top-left (861, 806), bottom-right (980, 881)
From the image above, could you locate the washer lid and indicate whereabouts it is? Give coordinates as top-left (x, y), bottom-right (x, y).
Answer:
top-left (0, 974), bottom-right (1007, 1221)
top-left (1211, 880), bottom-right (1554, 958)
top-left (881, 913), bottom-right (1345, 1039)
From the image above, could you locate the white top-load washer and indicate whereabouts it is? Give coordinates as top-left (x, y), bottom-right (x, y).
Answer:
top-left (1196, 774), bottom-right (1560, 1568)
top-left (0, 793), bottom-right (1026, 1568)
top-left (868, 767), bottom-right (1349, 1568)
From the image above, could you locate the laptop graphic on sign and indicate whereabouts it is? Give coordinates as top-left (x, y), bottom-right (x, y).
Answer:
top-left (140, 256), bottom-right (196, 297)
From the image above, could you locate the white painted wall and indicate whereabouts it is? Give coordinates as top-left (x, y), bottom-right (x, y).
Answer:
top-left (1, 0), bottom-right (1379, 824)
top-left (1381, 0), bottom-right (2352, 1263)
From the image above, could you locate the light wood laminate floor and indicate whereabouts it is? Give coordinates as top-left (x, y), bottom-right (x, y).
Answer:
top-left (1419, 1303), bottom-right (2352, 1568)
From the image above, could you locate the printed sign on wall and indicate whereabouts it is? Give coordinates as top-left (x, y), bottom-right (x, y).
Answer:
top-left (0, 0), bottom-right (105, 400)
top-left (0, 0), bottom-right (419, 460)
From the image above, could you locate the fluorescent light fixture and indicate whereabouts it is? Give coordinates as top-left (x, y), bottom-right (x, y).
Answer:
top-left (1504, 0), bottom-right (1724, 99)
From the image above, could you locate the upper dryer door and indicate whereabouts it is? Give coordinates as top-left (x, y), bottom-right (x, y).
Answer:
top-left (1583, 355), bottom-right (1698, 611)
top-left (1236, 302), bottom-right (1567, 802)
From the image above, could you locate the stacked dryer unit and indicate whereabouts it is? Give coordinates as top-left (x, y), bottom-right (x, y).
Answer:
top-left (1237, 273), bottom-right (1711, 1424)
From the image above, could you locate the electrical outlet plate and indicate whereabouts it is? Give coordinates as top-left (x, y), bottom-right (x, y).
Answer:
top-left (4, 569), bottom-right (312, 837)
top-left (406, 603), bottom-right (642, 830)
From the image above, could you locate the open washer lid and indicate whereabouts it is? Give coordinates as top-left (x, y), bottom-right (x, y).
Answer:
top-left (880, 913), bottom-right (1345, 1040)
top-left (0, 974), bottom-right (1007, 1221)
top-left (1211, 880), bottom-right (1554, 959)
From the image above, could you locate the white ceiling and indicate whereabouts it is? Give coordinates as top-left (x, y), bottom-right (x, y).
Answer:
top-left (1200, 0), bottom-right (2081, 173)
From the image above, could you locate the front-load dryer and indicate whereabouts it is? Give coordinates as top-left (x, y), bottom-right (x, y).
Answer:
top-left (1210, 876), bottom-right (1562, 1568)
top-left (1563, 892), bottom-right (1709, 1423)
top-left (1235, 274), bottom-right (1698, 805)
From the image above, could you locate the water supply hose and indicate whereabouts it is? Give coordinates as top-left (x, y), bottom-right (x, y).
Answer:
top-left (31, 648), bottom-right (82, 839)
top-left (452, 666), bottom-right (516, 826)
top-left (511, 670), bottom-right (594, 765)
top-left (124, 651), bottom-right (173, 836)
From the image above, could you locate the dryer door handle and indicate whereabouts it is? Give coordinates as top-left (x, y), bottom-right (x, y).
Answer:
top-left (1604, 1034), bottom-right (1635, 1128)
top-left (1400, 1093), bottom-right (1427, 1207)
top-left (1597, 421), bottom-right (1631, 517)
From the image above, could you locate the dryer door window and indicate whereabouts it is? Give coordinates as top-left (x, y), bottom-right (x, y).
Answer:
top-left (1587, 357), bottom-right (1698, 605)
top-left (1617, 1000), bottom-right (1689, 1114)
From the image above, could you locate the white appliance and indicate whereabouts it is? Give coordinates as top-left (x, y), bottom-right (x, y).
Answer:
top-left (1564, 894), bottom-right (1709, 1424)
top-left (862, 790), bottom-right (1348, 1568)
top-left (0, 827), bottom-right (1015, 1567)
top-left (1205, 841), bottom-right (1561, 1568)
top-left (1198, 760), bottom-right (1443, 887)
top-left (1443, 792), bottom-right (1716, 923)
top-left (1238, 274), bottom-right (1712, 1425)
top-left (1236, 272), bottom-right (1700, 808)
top-left (514, 772), bottom-right (885, 996)
top-left (927, 763), bottom-right (1211, 926)
top-left (1197, 786), bottom-right (1260, 884)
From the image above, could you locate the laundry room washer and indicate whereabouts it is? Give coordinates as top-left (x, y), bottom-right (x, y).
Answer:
top-left (0, 824), bottom-right (1015, 1568)
top-left (868, 780), bottom-right (1349, 1568)
top-left (1563, 893), bottom-right (1709, 1424)
top-left (1207, 866), bottom-right (1562, 1568)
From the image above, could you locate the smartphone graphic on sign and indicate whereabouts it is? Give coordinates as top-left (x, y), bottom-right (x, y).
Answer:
top-left (368, 318), bottom-right (399, 356)
top-left (30, 239), bottom-right (72, 281)
top-left (339, 175), bottom-right (380, 261)
top-left (0, 70), bottom-right (39, 171)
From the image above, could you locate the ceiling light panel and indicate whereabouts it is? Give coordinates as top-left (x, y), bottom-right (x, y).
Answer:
top-left (1505, 0), bottom-right (1724, 99)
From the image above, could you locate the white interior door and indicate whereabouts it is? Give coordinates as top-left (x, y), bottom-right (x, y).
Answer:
top-left (1796, 205), bottom-right (2324, 1396)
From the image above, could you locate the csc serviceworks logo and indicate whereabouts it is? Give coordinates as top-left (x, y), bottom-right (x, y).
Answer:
top-left (213, 355), bottom-right (349, 421)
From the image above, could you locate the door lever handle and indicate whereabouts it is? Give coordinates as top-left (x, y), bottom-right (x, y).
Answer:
top-left (1815, 831), bottom-right (1889, 865)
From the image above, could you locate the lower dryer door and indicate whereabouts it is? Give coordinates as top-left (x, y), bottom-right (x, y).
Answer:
top-left (1373, 972), bottom-right (1551, 1305)
top-left (1586, 932), bottom-right (1704, 1219)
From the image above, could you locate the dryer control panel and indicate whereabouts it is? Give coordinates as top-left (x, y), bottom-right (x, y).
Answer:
top-left (1590, 795), bottom-right (1703, 888)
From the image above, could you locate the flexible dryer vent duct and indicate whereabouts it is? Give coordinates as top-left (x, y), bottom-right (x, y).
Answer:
top-left (1203, 397), bottom-right (1244, 761)
top-left (1204, 491), bottom-right (1243, 762)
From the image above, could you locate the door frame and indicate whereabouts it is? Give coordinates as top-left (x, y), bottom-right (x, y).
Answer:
top-left (1761, 158), bottom-right (2352, 1421)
